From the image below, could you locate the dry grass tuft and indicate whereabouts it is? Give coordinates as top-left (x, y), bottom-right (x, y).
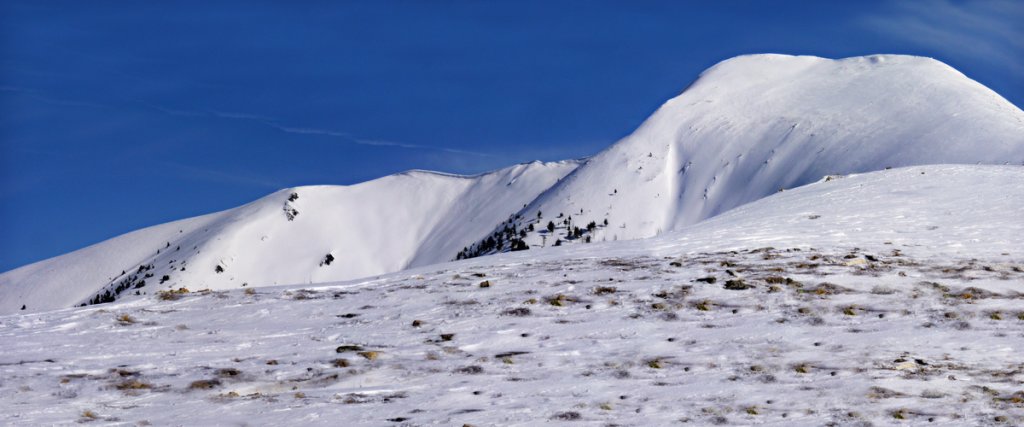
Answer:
top-left (188, 379), bottom-right (221, 390)
top-left (115, 379), bottom-right (152, 390)
top-left (157, 288), bottom-right (190, 301)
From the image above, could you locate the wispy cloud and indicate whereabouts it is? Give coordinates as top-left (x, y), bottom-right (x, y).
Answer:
top-left (140, 102), bottom-right (208, 117)
top-left (207, 110), bottom-right (276, 121)
top-left (8, 87), bottom-right (493, 158)
top-left (140, 102), bottom-right (492, 157)
top-left (162, 161), bottom-right (284, 190)
top-left (270, 124), bottom-right (491, 156)
top-left (1, 86), bottom-right (110, 109)
top-left (859, 0), bottom-right (1024, 73)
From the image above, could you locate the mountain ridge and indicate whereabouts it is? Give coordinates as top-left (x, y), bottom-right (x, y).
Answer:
top-left (0, 160), bottom-right (579, 313)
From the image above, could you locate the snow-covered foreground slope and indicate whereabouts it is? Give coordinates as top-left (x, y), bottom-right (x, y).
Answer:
top-left (0, 161), bottom-right (578, 314)
top-left (2, 165), bottom-right (1022, 426)
top-left (465, 54), bottom-right (1024, 255)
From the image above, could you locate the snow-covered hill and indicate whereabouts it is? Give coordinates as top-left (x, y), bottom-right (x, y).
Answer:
top-left (3, 54), bottom-right (1023, 315)
top-left (0, 161), bottom-right (578, 313)
top-left (2, 165), bottom-right (1021, 426)
top-left (462, 54), bottom-right (1024, 255)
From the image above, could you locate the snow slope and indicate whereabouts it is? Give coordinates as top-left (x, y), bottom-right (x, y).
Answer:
top-left (468, 54), bottom-right (1024, 254)
top-left (0, 161), bottom-right (578, 314)
top-left (2, 165), bottom-right (1021, 426)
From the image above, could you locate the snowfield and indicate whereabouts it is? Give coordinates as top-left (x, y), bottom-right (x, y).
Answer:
top-left (3, 54), bottom-right (1023, 315)
top-left (2, 53), bottom-right (1023, 425)
top-left (1, 165), bottom-right (1022, 426)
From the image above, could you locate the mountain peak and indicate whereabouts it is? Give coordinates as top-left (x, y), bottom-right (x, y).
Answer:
top-left (455, 54), bottom-right (1024, 257)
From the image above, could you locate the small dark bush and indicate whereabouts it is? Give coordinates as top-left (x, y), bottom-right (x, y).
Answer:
top-left (336, 345), bottom-right (364, 353)
top-left (723, 279), bottom-right (752, 290)
top-left (551, 411), bottom-right (581, 421)
top-left (216, 368), bottom-right (241, 377)
top-left (455, 365), bottom-right (483, 374)
top-left (502, 307), bottom-right (531, 316)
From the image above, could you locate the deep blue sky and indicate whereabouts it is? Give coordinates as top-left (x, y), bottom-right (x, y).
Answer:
top-left (2, 1), bottom-right (1022, 272)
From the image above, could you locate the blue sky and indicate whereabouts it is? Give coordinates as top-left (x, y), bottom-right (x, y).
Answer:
top-left (1, 1), bottom-right (1022, 272)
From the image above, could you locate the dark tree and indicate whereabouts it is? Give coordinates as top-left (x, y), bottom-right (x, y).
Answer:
top-left (511, 239), bottom-right (529, 251)
top-left (547, 221), bottom-right (555, 233)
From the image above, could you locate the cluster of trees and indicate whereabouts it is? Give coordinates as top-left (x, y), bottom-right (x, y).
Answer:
top-left (457, 210), bottom-right (611, 261)
top-left (82, 263), bottom-right (155, 306)
top-left (284, 205), bottom-right (299, 221)
top-left (456, 214), bottom-right (530, 260)
top-left (547, 215), bottom-right (602, 242)
top-left (283, 192), bottom-right (301, 220)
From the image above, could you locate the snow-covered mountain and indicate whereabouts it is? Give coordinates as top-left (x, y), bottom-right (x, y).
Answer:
top-left (2, 165), bottom-right (1022, 426)
top-left (0, 161), bottom-right (578, 313)
top-left (462, 54), bottom-right (1024, 255)
top-left (2, 54), bottom-right (1023, 315)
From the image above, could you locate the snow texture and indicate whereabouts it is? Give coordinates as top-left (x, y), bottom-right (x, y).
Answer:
top-left (1, 165), bottom-right (1022, 426)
